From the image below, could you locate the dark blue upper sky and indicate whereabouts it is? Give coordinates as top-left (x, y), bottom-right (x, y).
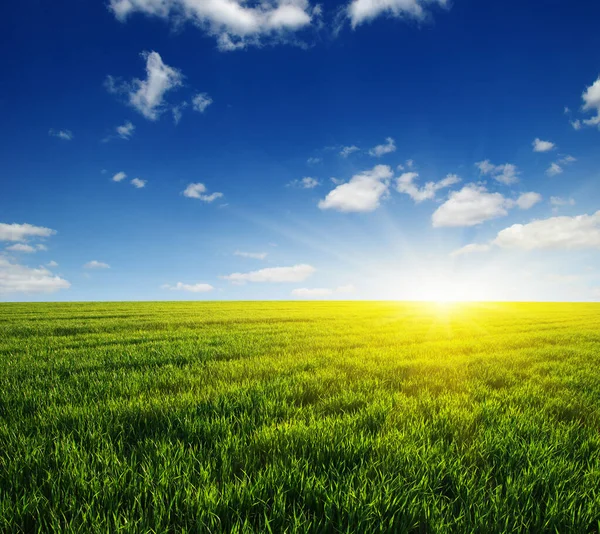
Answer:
top-left (1, 0), bottom-right (600, 301)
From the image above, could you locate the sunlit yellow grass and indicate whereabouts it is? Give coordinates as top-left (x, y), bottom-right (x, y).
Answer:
top-left (0, 301), bottom-right (599, 532)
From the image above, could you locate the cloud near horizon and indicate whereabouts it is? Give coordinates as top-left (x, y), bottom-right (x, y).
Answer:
top-left (0, 257), bottom-right (70, 294)
top-left (162, 282), bottom-right (214, 292)
top-left (222, 264), bottom-right (315, 283)
top-left (84, 260), bottom-right (111, 269)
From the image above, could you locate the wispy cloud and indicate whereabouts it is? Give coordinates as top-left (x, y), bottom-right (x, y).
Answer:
top-left (162, 282), bottom-right (214, 292)
top-left (368, 137), bottom-right (396, 157)
top-left (6, 243), bottom-right (36, 253)
top-left (49, 129), bottom-right (73, 141)
top-left (131, 178), bottom-right (147, 188)
top-left (112, 171), bottom-right (127, 182)
top-left (550, 196), bottom-right (575, 207)
top-left (234, 251), bottom-right (268, 260)
top-left (192, 93), bottom-right (213, 113)
top-left (546, 155), bottom-right (576, 177)
top-left (106, 51), bottom-right (183, 120)
top-left (340, 145), bottom-right (360, 158)
top-left (172, 102), bottom-right (187, 124)
top-left (291, 284), bottom-right (356, 297)
top-left (546, 162), bottom-right (563, 177)
top-left (396, 172), bottom-right (460, 203)
top-left (450, 243), bottom-right (492, 258)
top-left (84, 260), bottom-right (110, 269)
top-left (288, 177), bottom-right (320, 189)
top-left (183, 183), bottom-right (223, 202)
top-left (516, 192), bottom-right (542, 209)
top-left (222, 264), bottom-right (315, 284)
top-left (116, 121), bottom-right (135, 139)
top-left (476, 160), bottom-right (520, 185)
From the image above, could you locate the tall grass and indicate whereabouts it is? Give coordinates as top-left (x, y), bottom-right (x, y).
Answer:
top-left (1, 302), bottom-right (599, 532)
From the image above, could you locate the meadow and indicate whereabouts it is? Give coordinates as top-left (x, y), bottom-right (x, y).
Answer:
top-left (0, 301), bottom-right (599, 533)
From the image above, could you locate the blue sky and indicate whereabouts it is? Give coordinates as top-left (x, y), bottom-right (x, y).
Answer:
top-left (2, 0), bottom-right (600, 301)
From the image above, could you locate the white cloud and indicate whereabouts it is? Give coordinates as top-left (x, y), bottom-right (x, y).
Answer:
top-left (47, 261), bottom-right (59, 268)
top-left (571, 119), bottom-right (582, 130)
top-left (546, 274), bottom-right (581, 285)
top-left (36, 244), bottom-right (48, 251)
top-left (581, 76), bottom-right (600, 127)
top-left (546, 155), bottom-right (576, 177)
top-left (336, 284), bottom-right (356, 294)
top-left (106, 51), bottom-right (183, 120)
top-left (340, 145), bottom-right (360, 158)
top-left (222, 264), bottom-right (315, 283)
top-left (347, 0), bottom-right (447, 27)
top-left (183, 183), bottom-right (224, 202)
top-left (432, 184), bottom-right (515, 227)
top-left (307, 157), bottom-right (321, 165)
top-left (162, 282), bottom-right (214, 292)
top-left (532, 138), bottom-right (555, 152)
top-left (131, 178), bottom-right (147, 188)
top-left (0, 223), bottom-right (56, 242)
top-left (368, 137), bottom-right (396, 157)
top-left (109, 0), bottom-right (314, 51)
top-left (0, 257), bottom-right (70, 294)
top-left (288, 177), bottom-right (320, 189)
top-left (116, 121), bottom-right (135, 139)
top-left (292, 284), bottom-right (356, 297)
top-left (476, 160), bottom-right (520, 185)
top-left (234, 251), bottom-right (268, 260)
top-left (6, 243), bottom-right (36, 253)
top-left (550, 196), bottom-right (575, 207)
top-left (112, 171), bottom-right (127, 182)
top-left (406, 159), bottom-right (414, 168)
top-left (546, 162), bottom-right (563, 177)
top-left (318, 164), bottom-right (393, 213)
top-left (493, 211), bottom-right (600, 250)
top-left (450, 243), bottom-right (492, 258)
top-left (516, 192), bottom-right (542, 210)
top-left (49, 129), bottom-right (73, 141)
top-left (292, 287), bottom-right (332, 297)
top-left (396, 172), bottom-right (460, 203)
top-left (172, 102), bottom-right (187, 124)
top-left (192, 93), bottom-right (213, 113)
top-left (84, 260), bottom-right (110, 269)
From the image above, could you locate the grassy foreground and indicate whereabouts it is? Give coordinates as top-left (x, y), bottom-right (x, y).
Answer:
top-left (1, 301), bottom-right (599, 533)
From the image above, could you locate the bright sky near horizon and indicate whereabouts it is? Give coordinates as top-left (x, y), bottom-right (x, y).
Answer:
top-left (2, 0), bottom-right (600, 302)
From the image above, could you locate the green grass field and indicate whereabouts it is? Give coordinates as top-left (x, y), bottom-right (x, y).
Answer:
top-left (1, 301), bottom-right (599, 533)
